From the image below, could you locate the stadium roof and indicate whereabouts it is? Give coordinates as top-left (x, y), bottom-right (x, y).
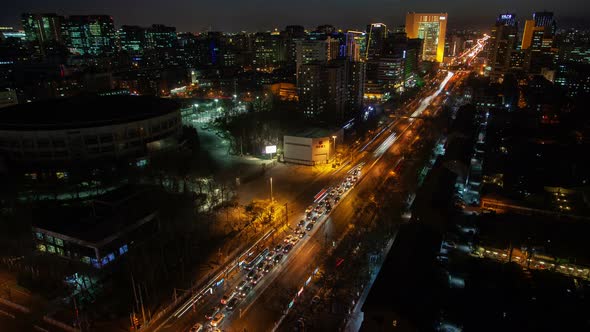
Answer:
top-left (0, 95), bottom-right (179, 130)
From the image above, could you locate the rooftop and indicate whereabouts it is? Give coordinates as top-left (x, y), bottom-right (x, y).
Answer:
top-left (0, 95), bottom-right (179, 131)
top-left (286, 127), bottom-right (341, 139)
top-left (32, 186), bottom-right (159, 246)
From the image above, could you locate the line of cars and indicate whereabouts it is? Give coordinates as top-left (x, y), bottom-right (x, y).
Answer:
top-left (187, 165), bottom-right (363, 332)
top-left (188, 243), bottom-right (289, 331)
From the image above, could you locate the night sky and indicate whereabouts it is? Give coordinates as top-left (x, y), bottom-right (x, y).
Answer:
top-left (2, 0), bottom-right (590, 32)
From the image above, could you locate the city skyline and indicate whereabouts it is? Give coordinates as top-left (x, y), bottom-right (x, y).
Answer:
top-left (2, 0), bottom-right (590, 32)
top-left (1, 1), bottom-right (590, 331)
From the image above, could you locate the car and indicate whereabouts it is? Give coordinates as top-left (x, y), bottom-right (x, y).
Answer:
top-left (220, 292), bottom-right (235, 305)
top-left (290, 237), bottom-right (299, 245)
top-left (266, 250), bottom-right (275, 260)
top-left (189, 323), bottom-right (204, 332)
top-left (239, 285), bottom-right (253, 298)
top-left (210, 312), bottom-right (225, 327)
top-left (251, 273), bottom-right (261, 285)
top-left (226, 297), bottom-right (239, 311)
top-left (264, 262), bottom-right (273, 273)
top-left (283, 244), bottom-right (293, 253)
top-left (274, 253), bottom-right (284, 263)
top-left (247, 270), bottom-right (256, 280)
top-left (275, 244), bottom-right (283, 252)
top-left (306, 223), bottom-right (314, 231)
top-left (298, 231), bottom-right (305, 238)
top-left (305, 206), bottom-right (313, 214)
top-left (298, 220), bottom-right (306, 228)
top-left (255, 261), bottom-right (265, 271)
top-left (284, 235), bottom-right (293, 243)
top-left (205, 306), bottom-right (220, 320)
top-left (334, 197), bottom-right (340, 204)
top-left (312, 216), bottom-right (318, 222)
top-left (306, 213), bottom-right (313, 220)
top-left (236, 280), bottom-right (248, 291)
top-left (352, 176), bottom-right (358, 182)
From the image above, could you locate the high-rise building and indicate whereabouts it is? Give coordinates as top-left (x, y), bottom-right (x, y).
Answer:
top-left (146, 24), bottom-right (177, 50)
top-left (253, 32), bottom-right (285, 69)
top-left (283, 25), bottom-right (306, 67)
top-left (295, 37), bottom-right (339, 77)
top-left (118, 25), bottom-right (146, 54)
top-left (488, 13), bottom-right (518, 80)
top-left (21, 13), bottom-right (64, 44)
top-left (522, 13), bottom-right (555, 50)
top-left (405, 13), bottom-right (447, 62)
top-left (521, 12), bottom-right (556, 73)
top-left (298, 59), bottom-right (365, 120)
top-left (364, 32), bottom-right (422, 98)
top-left (63, 15), bottom-right (117, 55)
top-left (521, 20), bottom-right (539, 50)
top-left (346, 60), bottom-right (366, 115)
top-left (533, 11), bottom-right (556, 33)
top-left (345, 31), bottom-right (365, 62)
top-left (366, 23), bottom-right (387, 60)
top-left (21, 13), bottom-right (65, 55)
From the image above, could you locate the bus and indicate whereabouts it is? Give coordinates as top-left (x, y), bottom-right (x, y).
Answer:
top-left (242, 248), bottom-right (269, 271)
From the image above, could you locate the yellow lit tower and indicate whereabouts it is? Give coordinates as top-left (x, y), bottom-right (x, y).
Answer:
top-left (405, 12), bottom-right (448, 62)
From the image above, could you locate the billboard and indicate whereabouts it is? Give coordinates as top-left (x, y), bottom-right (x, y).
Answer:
top-left (265, 145), bottom-right (277, 154)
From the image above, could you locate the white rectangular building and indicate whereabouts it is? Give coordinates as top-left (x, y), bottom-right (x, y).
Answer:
top-left (283, 128), bottom-right (343, 166)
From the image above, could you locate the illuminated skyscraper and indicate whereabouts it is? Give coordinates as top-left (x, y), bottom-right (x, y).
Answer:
top-left (488, 13), bottom-right (518, 79)
top-left (366, 23), bottom-right (387, 60)
top-left (118, 25), bottom-right (146, 54)
top-left (345, 30), bottom-right (365, 62)
top-left (63, 15), bottom-right (116, 55)
top-left (521, 12), bottom-right (556, 74)
top-left (404, 13), bottom-right (447, 62)
top-left (533, 11), bottom-right (556, 33)
top-left (146, 24), bottom-right (177, 50)
top-left (295, 37), bottom-right (339, 77)
top-left (21, 13), bottom-right (64, 44)
top-left (21, 13), bottom-right (65, 55)
top-left (253, 32), bottom-right (285, 69)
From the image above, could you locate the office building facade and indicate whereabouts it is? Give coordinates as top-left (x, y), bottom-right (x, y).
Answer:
top-left (366, 23), bottom-right (387, 60)
top-left (405, 13), bottom-right (447, 62)
top-left (488, 14), bottom-right (518, 80)
top-left (63, 15), bottom-right (117, 55)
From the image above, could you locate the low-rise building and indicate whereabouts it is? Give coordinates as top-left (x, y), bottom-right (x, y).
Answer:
top-left (283, 128), bottom-right (342, 166)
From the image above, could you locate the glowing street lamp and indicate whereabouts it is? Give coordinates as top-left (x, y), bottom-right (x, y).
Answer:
top-left (270, 177), bottom-right (274, 202)
top-left (331, 135), bottom-right (337, 161)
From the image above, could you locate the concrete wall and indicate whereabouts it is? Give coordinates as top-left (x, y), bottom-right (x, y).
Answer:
top-left (284, 130), bottom-right (343, 165)
top-left (284, 135), bottom-right (314, 165)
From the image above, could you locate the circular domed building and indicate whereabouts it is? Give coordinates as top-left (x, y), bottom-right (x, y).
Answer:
top-left (0, 95), bottom-right (181, 168)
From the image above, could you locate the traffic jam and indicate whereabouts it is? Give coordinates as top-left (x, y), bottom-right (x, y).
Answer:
top-left (187, 164), bottom-right (364, 332)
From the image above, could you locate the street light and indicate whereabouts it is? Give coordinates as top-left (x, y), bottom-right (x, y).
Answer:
top-left (332, 135), bottom-right (337, 161)
top-left (270, 177), bottom-right (273, 202)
